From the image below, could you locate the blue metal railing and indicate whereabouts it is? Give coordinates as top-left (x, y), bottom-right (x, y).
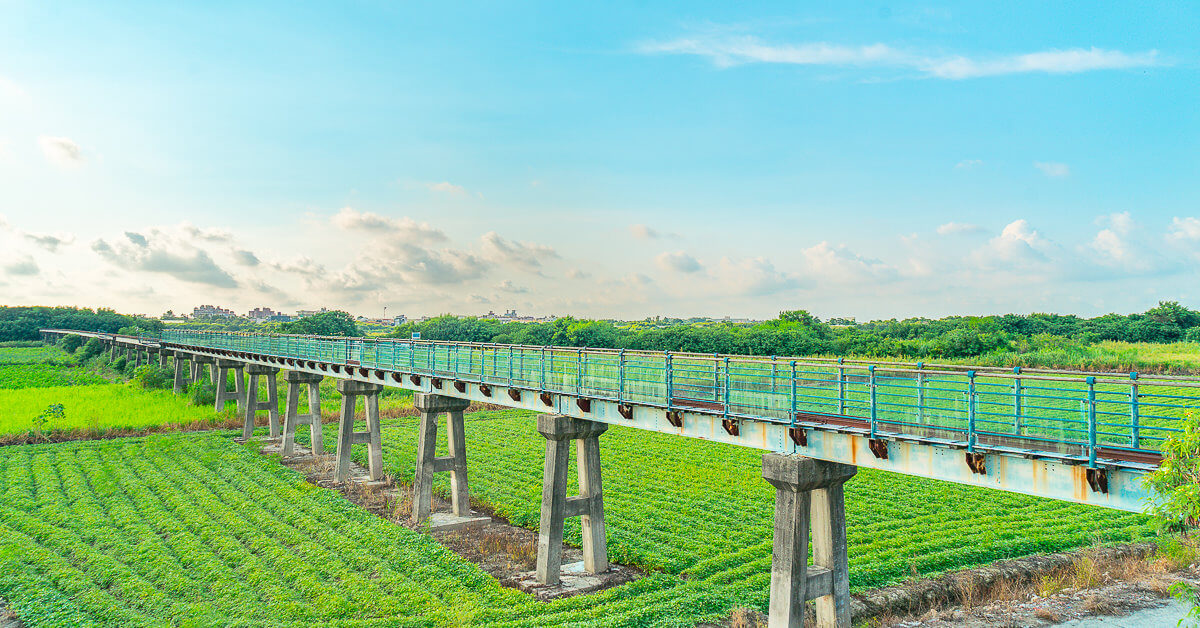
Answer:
top-left (99, 328), bottom-right (1200, 465)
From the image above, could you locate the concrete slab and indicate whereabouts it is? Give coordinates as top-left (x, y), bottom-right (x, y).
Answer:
top-left (514, 561), bottom-right (618, 600)
top-left (426, 511), bottom-right (491, 533)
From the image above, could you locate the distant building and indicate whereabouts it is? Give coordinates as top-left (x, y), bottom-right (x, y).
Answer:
top-left (296, 307), bottom-right (329, 318)
top-left (193, 304), bottom-right (235, 318)
top-left (247, 307), bottom-right (280, 321)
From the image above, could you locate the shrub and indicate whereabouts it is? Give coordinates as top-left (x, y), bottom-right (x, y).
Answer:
top-left (186, 382), bottom-right (216, 407)
top-left (132, 364), bottom-right (172, 390)
top-left (1187, 327), bottom-right (1200, 343)
top-left (1144, 413), bottom-right (1200, 530)
top-left (78, 338), bottom-right (108, 362)
top-left (59, 334), bottom-right (84, 354)
top-left (112, 356), bottom-right (128, 372)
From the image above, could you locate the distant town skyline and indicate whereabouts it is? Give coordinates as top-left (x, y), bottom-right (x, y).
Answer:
top-left (1, 2), bottom-right (1198, 320)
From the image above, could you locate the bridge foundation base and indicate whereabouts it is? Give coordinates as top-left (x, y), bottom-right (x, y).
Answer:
top-left (335, 380), bottom-right (384, 483)
top-left (282, 371), bottom-right (324, 456)
top-left (763, 453), bottom-right (857, 628)
top-left (243, 365), bottom-right (281, 440)
top-left (412, 393), bottom-right (485, 530)
top-left (535, 414), bottom-right (609, 586)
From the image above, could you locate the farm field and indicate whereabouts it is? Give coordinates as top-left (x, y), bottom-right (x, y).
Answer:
top-left (0, 346), bottom-right (1165, 626)
top-left (0, 346), bottom-right (108, 390)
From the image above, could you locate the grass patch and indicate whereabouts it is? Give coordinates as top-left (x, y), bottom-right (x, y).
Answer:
top-left (0, 385), bottom-right (236, 443)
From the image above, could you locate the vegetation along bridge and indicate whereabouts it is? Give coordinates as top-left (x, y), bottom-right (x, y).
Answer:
top-left (39, 328), bottom-right (1193, 627)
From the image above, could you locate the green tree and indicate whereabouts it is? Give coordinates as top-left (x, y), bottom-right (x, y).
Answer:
top-left (279, 310), bottom-right (361, 337)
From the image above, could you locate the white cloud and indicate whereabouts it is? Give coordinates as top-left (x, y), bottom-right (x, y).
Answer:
top-left (656, 250), bottom-right (703, 273)
top-left (955, 159), bottom-right (982, 169)
top-left (232, 249), bottom-right (260, 266)
top-left (4, 257), bottom-right (39, 277)
top-left (629, 224), bottom-right (679, 240)
top-left (926, 48), bottom-right (1160, 79)
top-left (331, 207), bottom-right (447, 242)
top-left (497, 280), bottom-right (529, 294)
top-left (566, 268), bottom-right (592, 280)
top-left (38, 136), bottom-right (84, 167)
top-left (1034, 161), bottom-right (1070, 178)
top-left (936, 222), bottom-right (985, 236)
top-left (426, 181), bottom-right (469, 196)
top-left (25, 233), bottom-right (74, 252)
top-left (91, 231), bottom-right (239, 288)
top-left (801, 242), bottom-right (896, 282)
top-left (974, 219), bottom-right (1051, 267)
top-left (714, 257), bottom-right (802, 296)
top-left (478, 232), bottom-right (558, 271)
top-left (1168, 217), bottom-right (1200, 241)
top-left (640, 36), bottom-right (1161, 80)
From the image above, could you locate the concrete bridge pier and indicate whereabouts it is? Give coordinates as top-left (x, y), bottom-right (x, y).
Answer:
top-left (190, 355), bottom-right (214, 385)
top-left (109, 341), bottom-right (119, 360)
top-left (535, 414), bottom-right (609, 586)
top-left (145, 348), bottom-right (160, 368)
top-left (281, 371), bottom-right (324, 456)
top-left (172, 352), bottom-right (192, 393)
top-left (242, 365), bottom-right (281, 440)
top-left (762, 454), bottom-right (857, 628)
top-left (213, 359), bottom-right (246, 413)
top-left (334, 380), bottom-right (384, 483)
top-left (412, 394), bottom-right (486, 530)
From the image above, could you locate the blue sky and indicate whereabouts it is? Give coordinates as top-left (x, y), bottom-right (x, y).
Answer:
top-left (0, 1), bottom-right (1197, 320)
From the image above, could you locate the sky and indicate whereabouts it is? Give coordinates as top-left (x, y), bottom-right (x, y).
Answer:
top-left (0, 1), bottom-right (1197, 321)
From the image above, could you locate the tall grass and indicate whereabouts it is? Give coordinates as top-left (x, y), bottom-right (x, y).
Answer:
top-left (0, 384), bottom-right (237, 441)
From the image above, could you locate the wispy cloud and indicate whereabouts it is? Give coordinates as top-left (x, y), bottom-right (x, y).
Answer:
top-left (426, 181), bottom-right (469, 196)
top-left (936, 222), bottom-right (985, 236)
top-left (1034, 161), bottom-right (1070, 178)
top-left (656, 250), bottom-right (703, 273)
top-left (638, 36), bottom-right (1162, 80)
top-left (629, 224), bottom-right (680, 240)
top-left (38, 136), bottom-right (84, 167)
top-left (955, 159), bottom-right (982, 169)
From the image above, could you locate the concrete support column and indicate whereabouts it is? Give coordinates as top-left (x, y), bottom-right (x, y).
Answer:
top-left (762, 454), bottom-right (857, 628)
top-left (172, 353), bottom-right (192, 394)
top-left (334, 379), bottom-right (384, 483)
top-left (109, 342), bottom-right (118, 360)
top-left (535, 414), bottom-right (609, 586)
top-left (412, 393), bottom-right (473, 525)
top-left (282, 371), bottom-right (324, 456)
top-left (157, 350), bottom-right (169, 368)
top-left (191, 355), bottom-right (214, 384)
top-left (146, 349), bottom-right (160, 368)
top-left (242, 365), bottom-right (281, 440)
top-left (213, 359), bottom-right (246, 413)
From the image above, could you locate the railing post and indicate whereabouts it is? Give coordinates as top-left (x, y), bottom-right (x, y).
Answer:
top-left (789, 360), bottom-right (797, 421)
top-left (409, 340), bottom-right (415, 373)
top-left (540, 347), bottom-right (547, 391)
top-left (1013, 366), bottom-right (1023, 435)
top-left (771, 356), bottom-right (777, 395)
top-left (576, 348), bottom-right (583, 395)
top-left (665, 352), bottom-right (674, 409)
top-left (836, 358), bottom-right (846, 416)
top-left (723, 356), bottom-right (731, 418)
top-left (1087, 376), bottom-right (1098, 467)
top-left (713, 353), bottom-right (720, 402)
top-left (1129, 372), bottom-right (1140, 449)
top-left (915, 362), bottom-right (925, 425)
top-left (508, 346), bottom-right (514, 387)
top-left (618, 349), bottom-right (626, 403)
top-left (868, 365), bottom-right (878, 439)
top-left (966, 371), bottom-right (977, 453)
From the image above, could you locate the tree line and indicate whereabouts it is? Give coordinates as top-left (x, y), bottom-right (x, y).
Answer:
top-left (383, 301), bottom-right (1200, 359)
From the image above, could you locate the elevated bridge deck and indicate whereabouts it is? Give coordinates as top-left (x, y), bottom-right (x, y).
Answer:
top-left (42, 328), bottom-right (1192, 512)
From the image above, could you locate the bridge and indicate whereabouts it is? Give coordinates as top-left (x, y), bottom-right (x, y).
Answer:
top-left (39, 328), bottom-right (1191, 627)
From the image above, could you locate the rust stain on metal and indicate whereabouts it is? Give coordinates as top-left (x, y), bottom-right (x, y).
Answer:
top-left (848, 435), bottom-right (859, 465)
top-left (1071, 466), bottom-right (1089, 502)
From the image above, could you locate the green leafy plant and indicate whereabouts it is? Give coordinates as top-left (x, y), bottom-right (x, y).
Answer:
top-left (132, 364), bottom-right (172, 390)
top-left (1144, 413), bottom-right (1200, 529)
top-left (186, 381), bottom-right (217, 407)
top-left (28, 403), bottom-right (65, 440)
